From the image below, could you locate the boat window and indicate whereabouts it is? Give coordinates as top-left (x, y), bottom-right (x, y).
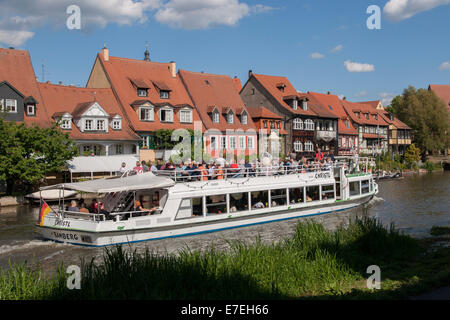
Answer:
top-left (306, 186), bottom-right (320, 202)
top-left (350, 181), bottom-right (360, 196)
top-left (271, 189), bottom-right (287, 207)
top-left (251, 191), bottom-right (269, 209)
top-left (289, 187), bottom-right (304, 204)
top-left (206, 194), bottom-right (227, 215)
top-left (321, 185), bottom-right (335, 200)
top-left (361, 180), bottom-right (370, 194)
top-left (176, 197), bottom-right (203, 220)
top-left (229, 193), bottom-right (249, 212)
top-left (335, 183), bottom-right (341, 198)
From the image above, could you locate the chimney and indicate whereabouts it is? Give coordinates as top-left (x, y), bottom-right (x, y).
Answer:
top-left (327, 91), bottom-right (331, 95)
top-left (343, 97), bottom-right (346, 100)
top-left (58, 81), bottom-right (62, 85)
top-left (102, 45), bottom-right (109, 62)
top-left (169, 61), bottom-right (176, 78)
top-left (248, 69), bottom-right (253, 79)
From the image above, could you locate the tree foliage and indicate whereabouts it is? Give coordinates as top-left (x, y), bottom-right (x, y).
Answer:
top-left (0, 119), bottom-right (78, 194)
top-left (391, 86), bottom-right (449, 154)
top-left (404, 144), bottom-right (421, 169)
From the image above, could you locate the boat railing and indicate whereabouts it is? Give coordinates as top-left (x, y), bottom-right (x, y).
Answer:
top-left (60, 211), bottom-right (106, 222)
top-left (152, 164), bottom-right (336, 183)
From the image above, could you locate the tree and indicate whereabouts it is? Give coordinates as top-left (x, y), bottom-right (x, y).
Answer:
top-left (0, 119), bottom-right (78, 194)
top-left (390, 86), bottom-right (449, 155)
top-left (404, 144), bottom-right (421, 169)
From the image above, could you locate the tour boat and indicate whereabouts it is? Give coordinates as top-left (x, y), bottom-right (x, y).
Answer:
top-left (36, 160), bottom-right (378, 247)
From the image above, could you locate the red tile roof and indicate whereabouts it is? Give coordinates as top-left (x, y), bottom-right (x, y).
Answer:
top-left (307, 92), bottom-right (358, 135)
top-left (38, 83), bottom-right (140, 141)
top-left (179, 70), bottom-right (257, 133)
top-left (0, 48), bottom-right (51, 127)
top-left (251, 74), bottom-right (316, 117)
top-left (305, 92), bottom-right (339, 119)
top-left (247, 106), bottom-right (283, 120)
top-left (93, 53), bottom-right (204, 132)
top-left (341, 99), bottom-right (389, 127)
top-left (429, 84), bottom-right (450, 113)
top-left (360, 100), bottom-right (411, 130)
top-left (232, 77), bottom-right (242, 93)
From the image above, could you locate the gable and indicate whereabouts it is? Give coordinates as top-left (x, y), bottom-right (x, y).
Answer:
top-left (83, 102), bottom-right (109, 117)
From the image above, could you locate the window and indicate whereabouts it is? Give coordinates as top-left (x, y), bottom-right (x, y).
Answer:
top-left (345, 120), bottom-right (350, 128)
top-left (263, 120), bottom-right (268, 128)
top-left (349, 181), bottom-right (360, 196)
top-left (4, 99), bottom-right (17, 113)
top-left (177, 197), bottom-right (204, 219)
top-left (251, 191), bottom-right (268, 209)
top-left (355, 112), bottom-right (360, 118)
top-left (140, 107), bottom-right (154, 121)
top-left (179, 110), bottom-right (192, 123)
top-left (212, 110), bottom-right (220, 123)
top-left (251, 88), bottom-right (255, 95)
top-left (61, 118), bottom-right (71, 130)
top-left (227, 111), bottom-right (234, 124)
top-left (160, 108), bottom-right (173, 122)
top-left (137, 89), bottom-right (148, 97)
top-left (305, 141), bottom-right (314, 152)
top-left (292, 99), bottom-right (298, 110)
top-left (306, 186), bottom-right (320, 202)
top-left (206, 195), bottom-right (227, 215)
top-left (247, 136), bottom-right (254, 150)
top-left (277, 122), bottom-right (280, 129)
top-left (160, 91), bottom-right (170, 99)
top-left (26, 104), bottom-right (35, 116)
top-left (230, 193), bottom-right (249, 212)
top-left (270, 121), bottom-right (275, 129)
top-left (210, 136), bottom-right (217, 150)
top-left (293, 118), bottom-right (303, 130)
top-left (289, 187), bottom-right (304, 204)
top-left (271, 189), bottom-right (287, 207)
top-left (220, 136), bottom-right (227, 149)
top-left (294, 141), bottom-right (303, 152)
top-left (241, 111), bottom-right (248, 124)
top-left (304, 119), bottom-right (314, 131)
top-left (229, 136), bottom-right (237, 150)
top-left (361, 180), bottom-right (370, 194)
top-left (321, 185), bottom-right (335, 200)
top-left (239, 136), bottom-right (245, 150)
top-left (0, 99), bottom-right (3, 111)
top-left (112, 119), bottom-right (122, 130)
top-left (84, 119), bottom-right (93, 131)
top-left (96, 120), bottom-right (105, 131)
top-left (115, 144), bottom-right (123, 155)
top-left (302, 100), bottom-right (308, 111)
top-left (365, 113), bottom-right (369, 120)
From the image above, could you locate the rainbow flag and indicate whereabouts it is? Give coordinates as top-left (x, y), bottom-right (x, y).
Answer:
top-left (38, 201), bottom-right (51, 226)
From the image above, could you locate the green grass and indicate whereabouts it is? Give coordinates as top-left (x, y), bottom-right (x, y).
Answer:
top-left (1, 217), bottom-right (449, 300)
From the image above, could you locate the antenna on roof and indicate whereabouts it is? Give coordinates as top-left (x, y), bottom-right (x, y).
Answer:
top-left (144, 41), bottom-right (150, 62)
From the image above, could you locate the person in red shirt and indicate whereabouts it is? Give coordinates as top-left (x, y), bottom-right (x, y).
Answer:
top-left (133, 161), bottom-right (143, 174)
top-left (315, 148), bottom-right (324, 161)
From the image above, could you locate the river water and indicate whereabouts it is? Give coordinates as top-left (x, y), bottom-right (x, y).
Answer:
top-left (0, 171), bottom-right (449, 274)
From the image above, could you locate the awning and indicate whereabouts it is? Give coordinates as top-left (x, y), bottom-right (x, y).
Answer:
top-left (41, 172), bottom-right (175, 193)
top-left (67, 155), bottom-right (139, 174)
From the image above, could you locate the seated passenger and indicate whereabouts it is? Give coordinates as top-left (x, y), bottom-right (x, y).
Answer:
top-left (134, 200), bottom-right (158, 216)
top-left (253, 200), bottom-right (265, 209)
top-left (67, 200), bottom-right (79, 212)
top-left (98, 202), bottom-right (111, 220)
top-left (79, 203), bottom-right (90, 213)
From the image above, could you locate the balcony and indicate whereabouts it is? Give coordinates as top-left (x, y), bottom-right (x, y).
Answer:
top-left (315, 130), bottom-right (336, 142)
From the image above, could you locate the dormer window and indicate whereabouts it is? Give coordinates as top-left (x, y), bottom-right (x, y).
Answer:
top-left (355, 112), bottom-right (360, 118)
top-left (139, 106), bottom-right (154, 121)
top-left (84, 119), bottom-right (93, 131)
top-left (160, 107), bottom-right (174, 122)
top-left (365, 113), bottom-right (369, 120)
top-left (180, 109), bottom-right (193, 123)
top-left (212, 110), bottom-right (220, 123)
top-left (345, 120), bottom-right (350, 129)
top-left (302, 100), bottom-right (308, 111)
top-left (96, 120), bottom-right (105, 131)
top-left (26, 104), bottom-right (35, 116)
top-left (61, 118), bottom-right (71, 130)
top-left (227, 110), bottom-right (234, 124)
top-left (293, 99), bottom-right (298, 110)
top-left (111, 115), bottom-right (122, 130)
top-left (241, 111), bottom-right (248, 124)
top-left (0, 99), bottom-right (17, 113)
top-left (160, 90), bottom-right (170, 99)
top-left (137, 88), bottom-right (148, 97)
top-left (276, 83), bottom-right (286, 92)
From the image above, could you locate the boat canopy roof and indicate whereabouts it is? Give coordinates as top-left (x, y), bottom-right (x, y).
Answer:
top-left (40, 173), bottom-right (175, 193)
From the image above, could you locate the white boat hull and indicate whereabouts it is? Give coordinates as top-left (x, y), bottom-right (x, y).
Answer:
top-left (36, 194), bottom-right (373, 247)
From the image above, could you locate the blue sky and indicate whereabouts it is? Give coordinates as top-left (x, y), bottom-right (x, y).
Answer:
top-left (1, 0), bottom-right (449, 105)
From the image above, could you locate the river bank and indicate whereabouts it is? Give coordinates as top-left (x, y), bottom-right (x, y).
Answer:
top-left (1, 217), bottom-right (449, 300)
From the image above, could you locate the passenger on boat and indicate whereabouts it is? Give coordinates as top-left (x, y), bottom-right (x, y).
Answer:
top-left (141, 160), bottom-right (149, 172)
top-left (216, 165), bottom-right (224, 179)
top-left (90, 199), bottom-right (98, 213)
top-left (149, 161), bottom-right (158, 173)
top-left (119, 162), bottom-right (127, 174)
top-left (98, 202), bottom-right (111, 220)
top-left (67, 200), bottom-right (79, 212)
top-left (253, 200), bottom-right (265, 209)
top-left (200, 164), bottom-right (209, 181)
top-left (133, 161), bottom-right (144, 174)
top-left (134, 200), bottom-right (156, 216)
top-left (79, 203), bottom-right (90, 213)
top-left (315, 148), bottom-right (324, 161)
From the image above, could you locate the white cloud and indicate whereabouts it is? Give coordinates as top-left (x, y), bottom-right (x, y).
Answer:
top-left (155, 0), bottom-right (251, 29)
top-left (384, 0), bottom-right (450, 21)
top-left (310, 52), bottom-right (325, 59)
top-left (344, 60), bottom-right (375, 72)
top-left (379, 92), bottom-right (395, 106)
top-left (0, 0), bottom-right (273, 46)
top-left (330, 45), bottom-right (343, 53)
top-left (439, 61), bottom-right (450, 70)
